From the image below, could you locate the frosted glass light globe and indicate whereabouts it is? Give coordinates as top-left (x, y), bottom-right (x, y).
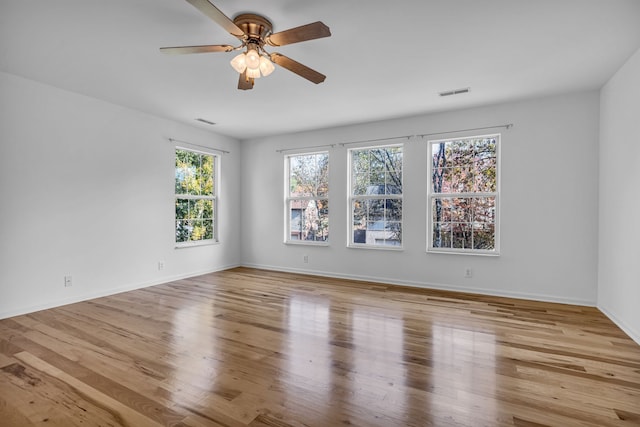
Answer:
top-left (230, 53), bottom-right (247, 73)
top-left (245, 49), bottom-right (261, 70)
top-left (246, 67), bottom-right (261, 79)
top-left (259, 56), bottom-right (275, 77)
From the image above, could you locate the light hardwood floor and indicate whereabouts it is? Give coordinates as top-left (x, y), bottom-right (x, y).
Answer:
top-left (1, 267), bottom-right (639, 426)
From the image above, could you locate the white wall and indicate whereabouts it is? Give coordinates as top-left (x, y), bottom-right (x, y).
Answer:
top-left (0, 71), bottom-right (242, 318)
top-left (0, 70), bottom-right (607, 320)
top-left (598, 47), bottom-right (640, 343)
top-left (240, 92), bottom-right (601, 305)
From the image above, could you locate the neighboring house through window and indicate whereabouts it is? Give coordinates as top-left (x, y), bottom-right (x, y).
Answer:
top-left (348, 144), bottom-right (403, 248)
top-left (428, 134), bottom-right (499, 254)
top-left (175, 147), bottom-right (217, 245)
top-left (285, 152), bottom-right (329, 243)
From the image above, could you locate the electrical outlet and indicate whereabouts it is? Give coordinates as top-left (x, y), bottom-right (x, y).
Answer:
top-left (64, 275), bottom-right (72, 287)
top-left (158, 261), bottom-right (165, 271)
top-left (303, 255), bottom-right (309, 264)
top-left (464, 268), bottom-right (473, 278)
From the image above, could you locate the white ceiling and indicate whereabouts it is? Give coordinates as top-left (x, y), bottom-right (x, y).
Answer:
top-left (1, 0), bottom-right (640, 140)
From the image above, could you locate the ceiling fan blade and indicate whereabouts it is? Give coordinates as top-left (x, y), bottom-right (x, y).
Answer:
top-left (266, 21), bottom-right (330, 46)
top-left (270, 53), bottom-right (326, 84)
top-left (160, 45), bottom-right (234, 54)
top-left (185, 0), bottom-right (244, 38)
top-left (238, 70), bottom-right (254, 90)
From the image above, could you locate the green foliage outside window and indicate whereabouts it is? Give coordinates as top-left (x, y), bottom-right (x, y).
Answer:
top-left (175, 149), bottom-right (215, 243)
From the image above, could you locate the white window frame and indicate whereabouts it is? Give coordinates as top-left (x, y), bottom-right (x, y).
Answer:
top-left (175, 147), bottom-right (219, 248)
top-left (427, 134), bottom-right (500, 255)
top-left (348, 144), bottom-right (404, 250)
top-left (284, 151), bottom-right (330, 245)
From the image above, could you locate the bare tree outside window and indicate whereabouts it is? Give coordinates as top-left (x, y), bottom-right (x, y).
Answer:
top-left (349, 145), bottom-right (403, 247)
top-left (286, 152), bottom-right (329, 243)
top-left (429, 135), bottom-right (499, 253)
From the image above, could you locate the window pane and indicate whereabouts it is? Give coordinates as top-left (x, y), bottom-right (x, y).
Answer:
top-left (175, 168), bottom-right (185, 194)
top-left (175, 150), bottom-right (191, 194)
top-left (203, 219), bottom-right (214, 240)
top-left (368, 199), bottom-right (385, 221)
top-left (384, 221), bottom-right (402, 246)
top-left (474, 138), bottom-right (497, 161)
top-left (473, 223), bottom-right (495, 250)
top-left (183, 151), bottom-right (200, 195)
top-left (201, 154), bottom-right (214, 196)
top-left (352, 151), bottom-right (369, 174)
top-left (188, 199), bottom-right (199, 219)
top-left (455, 140), bottom-right (475, 165)
top-left (191, 220), bottom-right (204, 240)
top-left (191, 199), bottom-right (213, 219)
top-left (387, 199), bottom-right (402, 221)
top-left (353, 199), bottom-right (366, 228)
top-left (288, 199), bottom-right (329, 242)
top-left (369, 149), bottom-right (385, 178)
top-left (473, 197), bottom-right (495, 223)
top-left (289, 153), bottom-right (328, 198)
top-left (449, 198), bottom-right (471, 222)
top-left (289, 201), bottom-right (305, 241)
top-left (352, 151), bottom-right (370, 195)
top-left (203, 199), bottom-right (213, 219)
top-left (353, 172), bottom-right (369, 196)
top-left (176, 219), bottom-right (193, 242)
top-left (474, 158), bottom-right (497, 192)
top-left (432, 222), bottom-right (452, 248)
top-left (432, 197), bottom-right (451, 224)
top-left (176, 199), bottom-right (188, 221)
top-left (452, 223), bottom-right (473, 249)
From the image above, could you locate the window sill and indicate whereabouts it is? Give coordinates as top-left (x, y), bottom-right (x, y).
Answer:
top-left (175, 240), bottom-right (219, 249)
top-left (427, 248), bottom-right (500, 257)
top-left (347, 244), bottom-right (404, 251)
top-left (285, 241), bottom-right (329, 247)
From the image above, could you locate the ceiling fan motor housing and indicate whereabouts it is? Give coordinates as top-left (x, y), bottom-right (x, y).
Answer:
top-left (233, 13), bottom-right (273, 44)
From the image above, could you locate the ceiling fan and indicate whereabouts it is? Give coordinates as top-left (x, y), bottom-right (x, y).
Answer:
top-left (160, 0), bottom-right (331, 90)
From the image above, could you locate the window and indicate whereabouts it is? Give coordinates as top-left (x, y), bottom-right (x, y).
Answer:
top-left (175, 148), bottom-right (217, 245)
top-left (349, 145), bottom-right (403, 248)
top-left (285, 152), bottom-right (329, 243)
top-left (428, 134), bottom-right (499, 254)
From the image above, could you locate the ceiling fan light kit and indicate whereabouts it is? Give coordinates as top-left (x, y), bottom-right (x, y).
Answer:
top-left (231, 50), bottom-right (275, 78)
top-left (160, 0), bottom-right (331, 90)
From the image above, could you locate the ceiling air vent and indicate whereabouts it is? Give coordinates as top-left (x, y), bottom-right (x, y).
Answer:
top-left (196, 118), bottom-right (216, 125)
top-left (439, 87), bottom-right (470, 97)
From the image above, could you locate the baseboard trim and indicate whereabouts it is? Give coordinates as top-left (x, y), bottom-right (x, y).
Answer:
top-left (240, 263), bottom-right (597, 307)
top-left (597, 304), bottom-right (640, 346)
top-left (2, 262), bottom-right (604, 324)
top-left (0, 263), bottom-right (240, 320)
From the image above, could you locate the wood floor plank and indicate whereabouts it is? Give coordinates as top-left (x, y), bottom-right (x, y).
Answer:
top-left (0, 267), bottom-right (639, 426)
top-left (13, 351), bottom-right (167, 426)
